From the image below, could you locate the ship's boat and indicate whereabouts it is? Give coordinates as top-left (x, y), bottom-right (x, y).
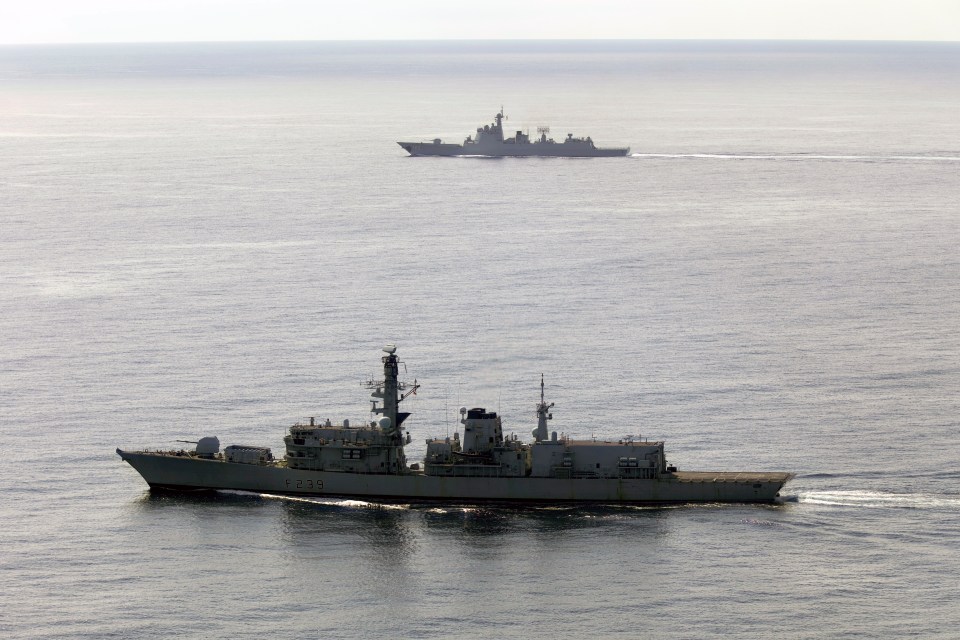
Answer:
top-left (397, 109), bottom-right (630, 157)
top-left (117, 345), bottom-right (792, 504)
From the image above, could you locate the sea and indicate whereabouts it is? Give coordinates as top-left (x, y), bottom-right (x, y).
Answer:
top-left (1, 40), bottom-right (959, 639)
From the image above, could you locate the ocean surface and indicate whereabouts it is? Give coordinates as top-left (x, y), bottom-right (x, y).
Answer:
top-left (2, 40), bottom-right (959, 638)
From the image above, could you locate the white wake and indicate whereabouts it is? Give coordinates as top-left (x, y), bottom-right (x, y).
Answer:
top-left (630, 153), bottom-right (960, 162)
top-left (795, 490), bottom-right (960, 510)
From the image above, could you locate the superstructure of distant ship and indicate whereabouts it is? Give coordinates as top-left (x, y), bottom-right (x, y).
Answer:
top-left (397, 108), bottom-right (630, 157)
top-left (117, 345), bottom-right (792, 504)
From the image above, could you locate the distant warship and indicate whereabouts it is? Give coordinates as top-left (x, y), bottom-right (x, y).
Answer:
top-left (118, 345), bottom-right (792, 504)
top-left (397, 108), bottom-right (630, 157)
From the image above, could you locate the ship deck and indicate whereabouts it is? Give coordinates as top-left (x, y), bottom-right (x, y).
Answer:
top-left (670, 471), bottom-right (793, 483)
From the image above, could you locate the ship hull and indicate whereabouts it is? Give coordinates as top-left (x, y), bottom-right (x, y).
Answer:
top-left (397, 141), bottom-right (630, 158)
top-left (117, 450), bottom-right (791, 504)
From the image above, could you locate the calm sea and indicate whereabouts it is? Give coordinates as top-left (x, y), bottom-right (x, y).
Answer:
top-left (2, 41), bottom-right (959, 638)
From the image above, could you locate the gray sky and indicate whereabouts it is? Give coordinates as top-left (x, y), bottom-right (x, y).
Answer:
top-left (4, 0), bottom-right (960, 45)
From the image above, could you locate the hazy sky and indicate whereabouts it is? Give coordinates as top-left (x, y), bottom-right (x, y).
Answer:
top-left (4, 0), bottom-right (960, 45)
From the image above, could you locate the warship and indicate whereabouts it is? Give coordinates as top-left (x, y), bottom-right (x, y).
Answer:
top-left (117, 345), bottom-right (792, 504)
top-left (397, 108), bottom-right (630, 157)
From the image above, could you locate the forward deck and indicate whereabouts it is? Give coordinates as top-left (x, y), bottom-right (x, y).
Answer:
top-left (671, 471), bottom-right (794, 483)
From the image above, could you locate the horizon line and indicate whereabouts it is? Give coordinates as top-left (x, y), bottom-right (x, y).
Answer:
top-left (4, 37), bottom-right (960, 47)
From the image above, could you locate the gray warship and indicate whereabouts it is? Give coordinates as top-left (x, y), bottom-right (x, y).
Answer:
top-left (397, 108), bottom-right (630, 157)
top-left (117, 345), bottom-right (792, 504)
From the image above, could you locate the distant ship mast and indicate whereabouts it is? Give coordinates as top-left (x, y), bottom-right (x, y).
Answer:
top-left (532, 374), bottom-right (554, 442)
top-left (493, 107), bottom-right (506, 138)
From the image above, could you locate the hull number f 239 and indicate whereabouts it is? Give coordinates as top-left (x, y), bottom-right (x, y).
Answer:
top-left (285, 479), bottom-right (323, 490)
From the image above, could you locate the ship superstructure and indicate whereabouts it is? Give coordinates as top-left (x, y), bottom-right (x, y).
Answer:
top-left (117, 345), bottom-right (792, 504)
top-left (397, 108), bottom-right (630, 157)
top-left (284, 344), bottom-right (416, 475)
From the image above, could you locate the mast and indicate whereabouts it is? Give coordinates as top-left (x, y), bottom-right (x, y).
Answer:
top-left (493, 107), bottom-right (505, 141)
top-left (368, 344), bottom-right (419, 436)
top-left (533, 374), bottom-right (554, 442)
top-left (366, 344), bottom-right (419, 474)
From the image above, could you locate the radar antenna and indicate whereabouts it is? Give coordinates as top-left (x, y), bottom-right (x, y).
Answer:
top-left (362, 345), bottom-right (419, 432)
